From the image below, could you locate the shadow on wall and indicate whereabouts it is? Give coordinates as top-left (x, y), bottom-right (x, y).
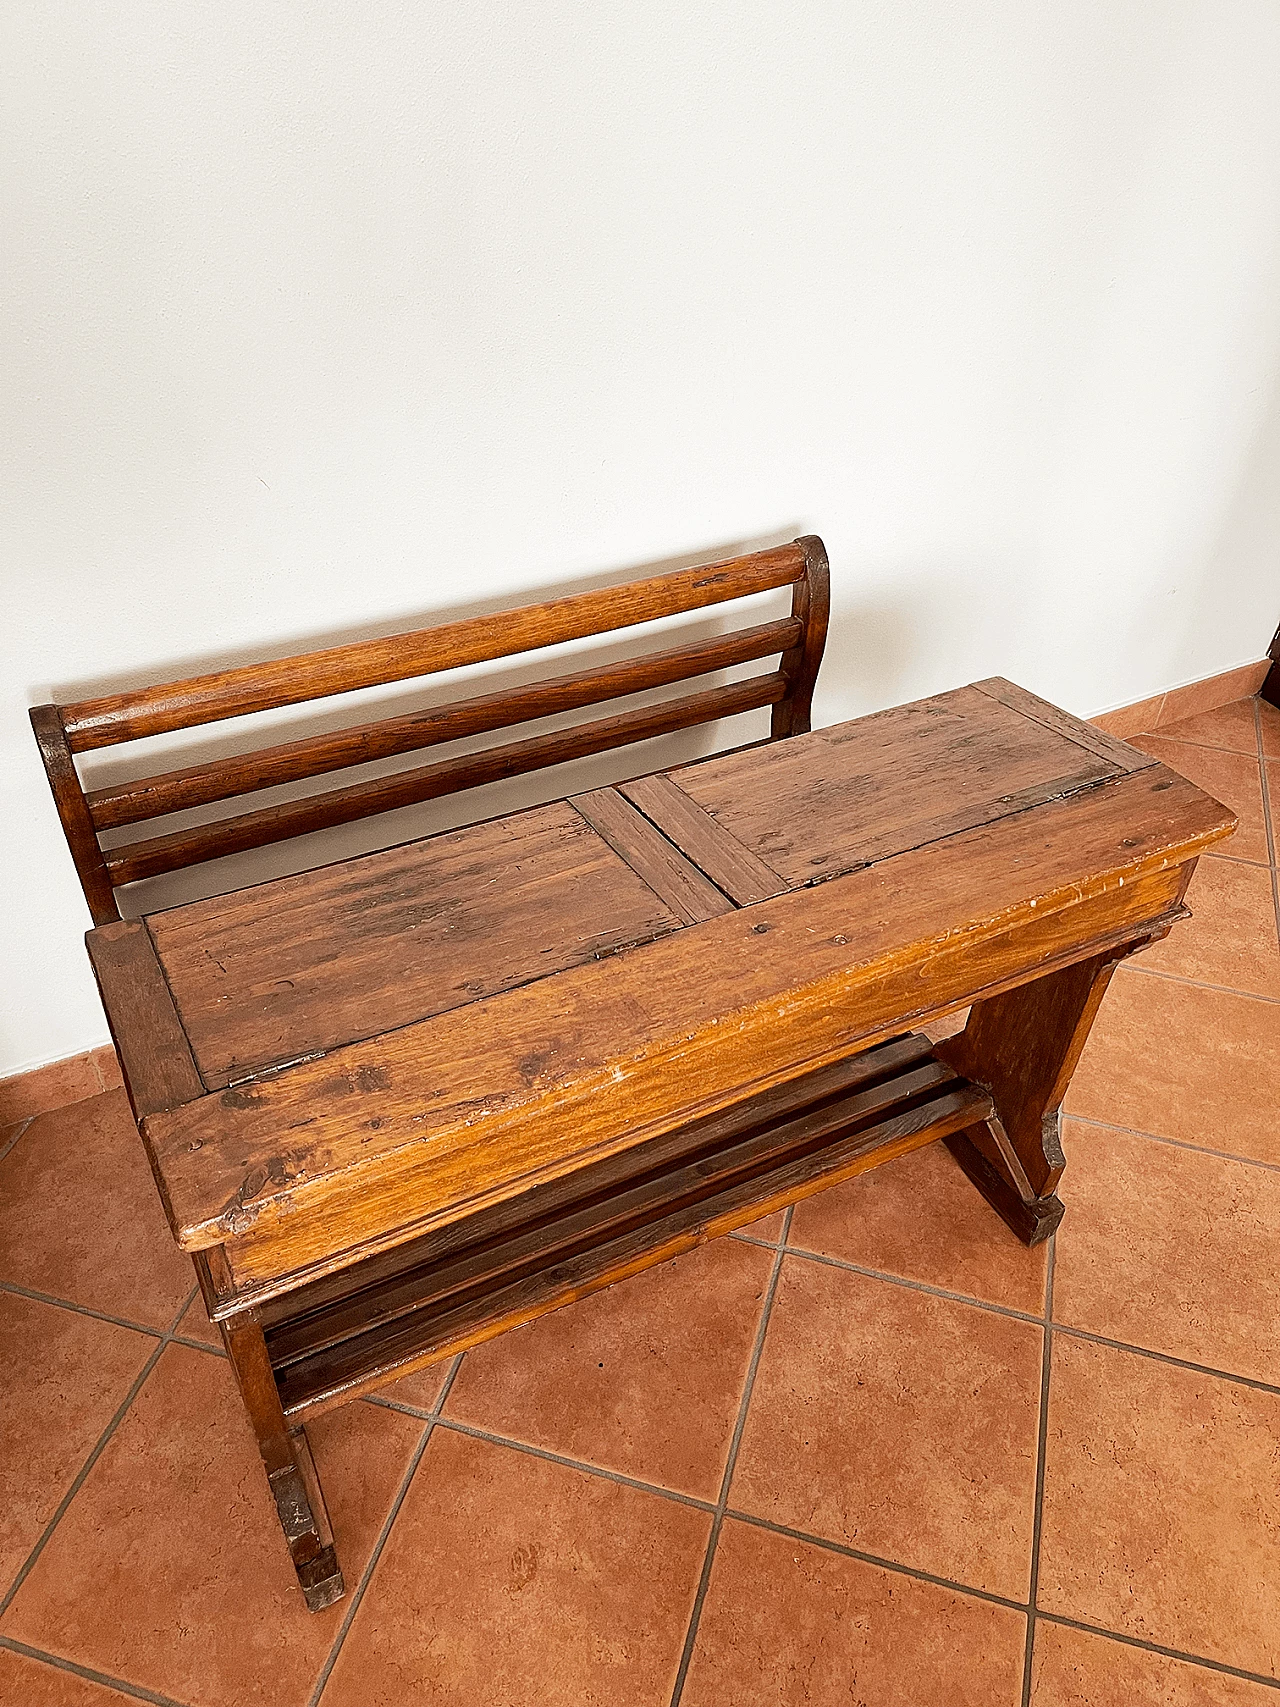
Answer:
top-left (46, 527), bottom-right (802, 705)
top-left (817, 598), bottom-right (922, 725)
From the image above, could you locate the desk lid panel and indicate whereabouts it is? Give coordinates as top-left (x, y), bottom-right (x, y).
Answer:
top-left (660, 680), bottom-right (1151, 885)
top-left (146, 761), bottom-right (1231, 1268)
top-left (146, 798), bottom-right (705, 1090)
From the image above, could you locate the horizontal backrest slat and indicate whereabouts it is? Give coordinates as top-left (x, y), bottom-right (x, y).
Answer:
top-left (85, 616), bottom-right (802, 832)
top-left (63, 543), bottom-right (807, 751)
top-left (103, 672), bottom-right (788, 885)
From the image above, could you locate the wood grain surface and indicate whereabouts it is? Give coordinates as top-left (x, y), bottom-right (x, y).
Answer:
top-left (146, 800), bottom-right (687, 1088)
top-left (666, 680), bottom-right (1144, 884)
top-left (84, 616), bottom-right (803, 831)
top-left (135, 759), bottom-right (1231, 1279)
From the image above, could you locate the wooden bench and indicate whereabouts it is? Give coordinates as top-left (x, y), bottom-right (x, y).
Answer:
top-left (32, 536), bottom-right (1234, 1611)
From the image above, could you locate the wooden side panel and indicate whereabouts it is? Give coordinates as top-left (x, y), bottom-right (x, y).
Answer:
top-left (147, 800), bottom-right (688, 1088)
top-left (137, 761), bottom-right (1232, 1270)
top-left (85, 921), bottom-right (204, 1116)
top-left (669, 683), bottom-right (1122, 885)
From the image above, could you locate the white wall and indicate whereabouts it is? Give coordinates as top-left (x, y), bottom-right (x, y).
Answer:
top-left (4, 1), bottom-right (1280, 1078)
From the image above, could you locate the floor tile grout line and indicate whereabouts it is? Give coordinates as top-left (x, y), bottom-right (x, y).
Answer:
top-left (307, 1352), bottom-right (465, 1707)
top-left (0, 1283), bottom-right (201, 1619)
top-left (1200, 848), bottom-right (1272, 871)
top-left (425, 1416), bottom-right (718, 1514)
top-left (170, 1334), bottom-right (225, 1357)
top-left (721, 1510), bottom-right (1030, 1615)
top-left (301, 1284), bottom-right (1279, 1685)
top-left (1066, 1111), bottom-right (1280, 1175)
top-left (1125, 963), bottom-right (1280, 1006)
top-left (775, 1244), bottom-right (1049, 1327)
top-left (1021, 1235), bottom-right (1056, 1706)
top-left (782, 1240), bottom-right (1280, 1396)
top-left (1135, 728), bottom-right (1266, 762)
top-left (0, 1634), bottom-right (193, 1707)
top-left (0, 1116), bottom-right (35, 1167)
top-left (360, 1235), bottom-right (1280, 1453)
top-left (727, 1231), bottom-right (778, 1250)
top-left (1035, 1611), bottom-right (1280, 1693)
top-left (0, 1276), bottom-right (168, 1340)
top-left (1048, 1321), bottom-right (1280, 1397)
top-left (315, 1394), bottom-right (1280, 1688)
top-left (667, 1205), bottom-right (795, 1707)
top-left (371, 1393), bottom-right (1058, 1627)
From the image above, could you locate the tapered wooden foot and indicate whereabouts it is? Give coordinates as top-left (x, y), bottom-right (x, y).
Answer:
top-left (944, 1124), bottom-right (1063, 1247)
top-left (297, 1543), bottom-right (345, 1613)
top-left (221, 1310), bottom-right (347, 1611)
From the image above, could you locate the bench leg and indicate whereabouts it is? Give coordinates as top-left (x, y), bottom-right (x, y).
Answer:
top-left (935, 939), bottom-right (1152, 1246)
top-left (221, 1312), bottom-right (345, 1612)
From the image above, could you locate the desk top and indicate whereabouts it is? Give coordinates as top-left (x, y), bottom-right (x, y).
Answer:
top-left (87, 677), bottom-right (1235, 1281)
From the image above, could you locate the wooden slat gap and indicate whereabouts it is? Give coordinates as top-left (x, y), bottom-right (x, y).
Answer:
top-left (84, 616), bottom-right (803, 833)
top-left (102, 673), bottom-right (789, 886)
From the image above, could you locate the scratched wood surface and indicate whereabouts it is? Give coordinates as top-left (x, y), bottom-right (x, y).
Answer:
top-left (144, 678), bottom-right (1157, 1096)
top-left (147, 800), bottom-right (691, 1089)
top-left (121, 756), bottom-right (1231, 1285)
top-left (665, 677), bottom-right (1156, 885)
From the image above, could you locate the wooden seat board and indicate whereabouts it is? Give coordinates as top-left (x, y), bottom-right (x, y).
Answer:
top-left (131, 760), bottom-right (1232, 1274)
top-left (146, 799), bottom-right (693, 1089)
top-left (664, 679), bottom-right (1153, 885)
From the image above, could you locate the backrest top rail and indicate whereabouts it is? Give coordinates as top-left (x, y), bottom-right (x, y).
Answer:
top-left (60, 542), bottom-right (808, 752)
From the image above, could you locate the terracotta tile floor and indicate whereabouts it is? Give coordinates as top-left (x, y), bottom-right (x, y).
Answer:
top-left (2, 694), bottom-right (1278, 1706)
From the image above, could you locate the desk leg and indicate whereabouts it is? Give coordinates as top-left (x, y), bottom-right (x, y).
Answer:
top-left (935, 934), bottom-right (1157, 1246)
top-left (221, 1313), bottom-right (345, 1612)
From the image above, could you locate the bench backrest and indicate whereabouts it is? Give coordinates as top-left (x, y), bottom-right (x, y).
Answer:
top-left (32, 536), bottom-right (830, 924)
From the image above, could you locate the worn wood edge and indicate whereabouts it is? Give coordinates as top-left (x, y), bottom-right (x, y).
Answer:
top-left (277, 1090), bottom-right (986, 1420)
top-left (971, 676), bottom-right (1159, 775)
top-left (61, 543), bottom-right (808, 750)
top-left (85, 921), bottom-right (204, 1118)
top-left (144, 782), bottom-right (1233, 1258)
top-left (179, 874), bottom-right (1198, 1308)
top-left (943, 1126), bottom-right (1064, 1247)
